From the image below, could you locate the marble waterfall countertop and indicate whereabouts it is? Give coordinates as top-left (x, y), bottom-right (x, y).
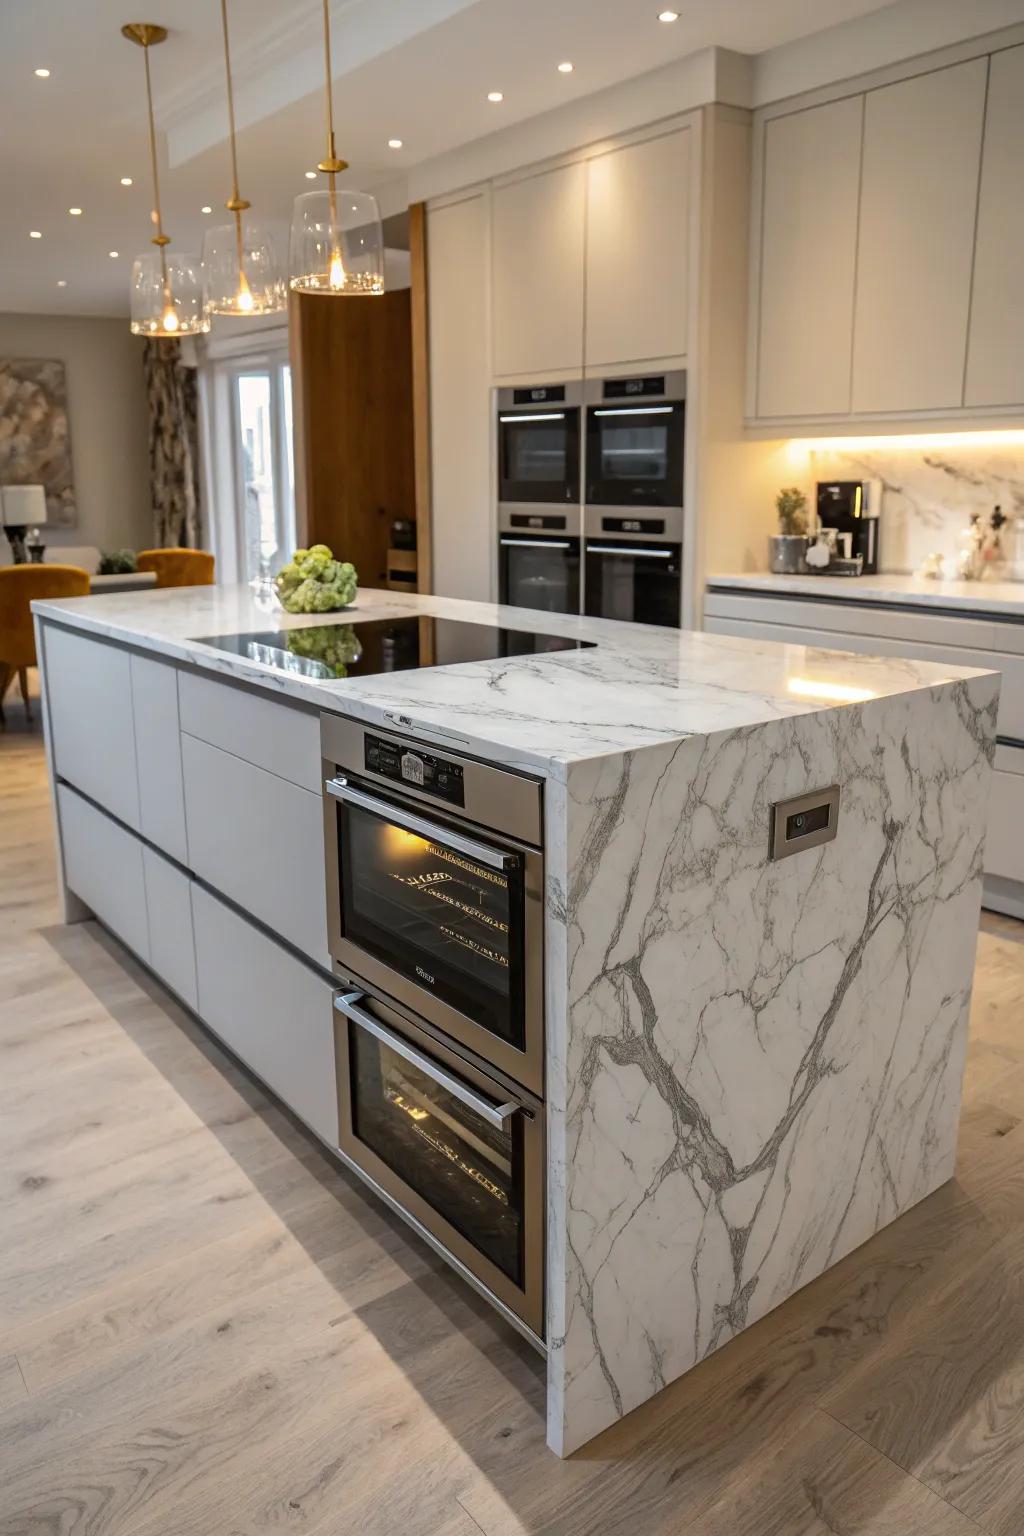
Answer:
top-left (32, 584), bottom-right (994, 780)
top-left (707, 570), bottom-right (1024, 618)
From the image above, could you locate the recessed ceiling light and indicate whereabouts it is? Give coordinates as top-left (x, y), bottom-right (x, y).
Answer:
top-left (557, 61), bottom-right (574, 73)
top-left (387, 138), bottom-right (403, 149)
top-left (487, 91), bottom-right (504, 102)
top-left (108, 250), bottom-right (119, 258)
top-left (34, 67), bottom-right (50, 78)
top-left (201, 205), bottom-right (212, 214)
top-left (68, 207), bottom-right (83, 216)
top-left (305, 170), bottom-right (317, 180)
top-left (57, 280), bottom-right (67, 288)
top-left (29, 230), bottom-right (42, 239)
top-left (658, 8), bottom-right (679, 20)
top-left (120, 176), bottom-right (133, 186)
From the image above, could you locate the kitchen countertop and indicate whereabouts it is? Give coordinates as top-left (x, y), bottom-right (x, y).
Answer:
top-left (707, 570), bottom-right (1024, 617)
top-left (32, 583), bottom-right (991, 777)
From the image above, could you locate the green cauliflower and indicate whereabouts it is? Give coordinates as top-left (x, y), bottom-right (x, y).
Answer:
top-left (275, 544), bottom-right (358, 613)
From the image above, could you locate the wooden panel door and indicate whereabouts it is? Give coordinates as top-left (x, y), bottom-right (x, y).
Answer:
top-left (584, 129), bottom-right (691, 370)
top-left (965, 46), bottom-right (1024, 407)
top-left (492, 162), bottom-right (586, 377)
top-left (755, 97), bottom-right (863, 417)
top-left (428, 193), bottom-right (494, 600)
top-left (851, 59), bottom-right (987, 413)
top-left (44, 625), bottom-right (140, 830)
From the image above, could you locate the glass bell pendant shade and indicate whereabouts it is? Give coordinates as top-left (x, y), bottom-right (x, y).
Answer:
top-left (202, 221), bottom-right (286, 317)
top-left (130, 251), bottom-right (209, 337)
top-left (289, 188), bottom-right (384, 296)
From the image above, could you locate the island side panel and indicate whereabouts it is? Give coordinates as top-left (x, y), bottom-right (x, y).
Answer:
top-left (546, 673), bottom-right (998, 1456)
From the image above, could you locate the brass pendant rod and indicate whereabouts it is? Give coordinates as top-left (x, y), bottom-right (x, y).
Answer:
top-left (321, 0), bottom-right (335, 166)
top-left (216, 0), bottom-right (250, 298)
top-left (139, 37), bottom-right (172, 303)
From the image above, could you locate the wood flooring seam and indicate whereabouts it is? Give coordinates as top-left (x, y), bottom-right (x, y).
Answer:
top-left (455, 1494), bottom-right (492, 1536)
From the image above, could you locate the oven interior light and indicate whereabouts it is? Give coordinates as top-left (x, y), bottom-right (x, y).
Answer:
top-left (593, 405), bottom-right (674, 416)
top-left (498, 412), bottom-right (566, 422)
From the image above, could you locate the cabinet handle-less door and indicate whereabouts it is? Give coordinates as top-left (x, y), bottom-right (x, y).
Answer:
top-left (333, 992), bottom-right (522, 1129)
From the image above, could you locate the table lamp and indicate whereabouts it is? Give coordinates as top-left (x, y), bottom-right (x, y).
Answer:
top-left (1, 485), bottom-right (49, 564)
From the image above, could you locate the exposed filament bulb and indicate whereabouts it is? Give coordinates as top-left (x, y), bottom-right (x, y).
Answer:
top-left (235, 270), bottom-right (254, 312)
top-left (328, 249), bottom-right (345, 290)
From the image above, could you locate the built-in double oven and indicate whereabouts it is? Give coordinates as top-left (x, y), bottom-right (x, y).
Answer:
top-left (322, 714), bottom-right (545, 1341)
top-left (584, 371), bottom-right (686, 628)
top-left (497, 381), bottom-right (581, 616)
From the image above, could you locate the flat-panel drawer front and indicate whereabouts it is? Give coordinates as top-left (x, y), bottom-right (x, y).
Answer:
top-left (142, 846), bottom-right (197, 1009)
top-left (987, 762), bottom-right (1024, 884)
top-left (131, 653), bottom-right (188, 863)
top-left (192, 884), bottom-right (338, 1146)
top-left (704, 590), bottom-right (1004, 653)
top-left (178, 670), bottom-right (321, 792)
top-left (702, 611), bottom-right (1019, 739)
top-left (57, 784), bottom-right (150, 963)
top-left (181, 733), bottom-right (329, 967)
top-left (45, 626), bottom-right (140, 829)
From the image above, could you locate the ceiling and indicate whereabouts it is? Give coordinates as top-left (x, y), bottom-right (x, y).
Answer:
top-left (1, 0), bottom-right (899, 318)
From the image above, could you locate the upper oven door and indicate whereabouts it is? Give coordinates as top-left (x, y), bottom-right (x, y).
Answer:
top-left (324, 775), bottom-right (544, 1096)
top-left (585, 400), bottom-right (684, 508)
top-left (498, 407), bottom-right (580, 505)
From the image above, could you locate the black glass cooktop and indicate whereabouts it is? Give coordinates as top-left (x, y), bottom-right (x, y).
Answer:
top-left (193, 615), bottom-right (596, 681)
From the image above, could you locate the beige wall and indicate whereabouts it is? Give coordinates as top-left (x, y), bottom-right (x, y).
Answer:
top-left (0, 312), bottom-right (150, 561)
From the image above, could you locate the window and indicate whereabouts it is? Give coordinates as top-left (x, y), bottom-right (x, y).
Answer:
top-left (199, 330), bottom-right (296, 585)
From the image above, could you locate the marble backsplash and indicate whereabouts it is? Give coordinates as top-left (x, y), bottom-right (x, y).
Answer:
top-left (807, 439), bottom-right (1024, 576)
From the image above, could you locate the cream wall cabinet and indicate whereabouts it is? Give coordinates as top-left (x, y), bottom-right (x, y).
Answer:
top-left (584, 128), bottom-right (691, 371)
top-left (965, 44), bottom-right (1024, 408)
top-left (491, 162), bottom-right (586, 377)
top-left (850, 59), bottom-right (987, 414)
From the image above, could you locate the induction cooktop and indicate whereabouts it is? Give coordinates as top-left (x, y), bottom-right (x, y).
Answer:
top-left (192, 614), bottom-right (596, 681)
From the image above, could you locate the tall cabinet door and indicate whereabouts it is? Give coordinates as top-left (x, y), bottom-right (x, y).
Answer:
top-left (851, 59), bottom-right (987, 413)
top-left (584, 128), bottom-right (691, 371)
top-left (492, 162), bottom-right (585, 377)
top-left (755, 97), bottom-right (863, 418)
top-left (965, 46), bottom-right (1024, 407)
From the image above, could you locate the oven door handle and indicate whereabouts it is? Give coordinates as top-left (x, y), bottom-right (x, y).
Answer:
top-left (324, 776), bottom-right (515, 874)
top-left (586, 545), bottom-right (675, 559)
top-left (334, 991), bottom-right (523, 1129)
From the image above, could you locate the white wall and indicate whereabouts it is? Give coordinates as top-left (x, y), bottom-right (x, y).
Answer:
top-left (0, 312), bottom-right (150, 562)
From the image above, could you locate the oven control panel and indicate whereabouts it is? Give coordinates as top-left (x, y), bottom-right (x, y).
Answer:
top-left (364, 734), bottom-right (466, 807)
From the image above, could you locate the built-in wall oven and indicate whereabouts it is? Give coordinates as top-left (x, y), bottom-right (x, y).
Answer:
top-left (497, 381), bottom-right (583, 617)
top-left (322, 714), bottom-right (546, 1338)
top-left (583, 371), bottom-right (685, 627)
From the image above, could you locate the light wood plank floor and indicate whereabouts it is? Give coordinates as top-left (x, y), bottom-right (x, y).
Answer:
top-left (3, 690), bottom-right (1024, 1535)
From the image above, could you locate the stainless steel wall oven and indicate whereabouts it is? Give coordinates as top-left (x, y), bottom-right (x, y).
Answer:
top-left (497, 381), bottom-right (582, 509)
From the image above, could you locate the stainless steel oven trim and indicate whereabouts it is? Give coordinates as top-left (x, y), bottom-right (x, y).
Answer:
top-left (500, 537), bottom-right (572, 549)
top-left (584, 503), bottom-right (684, 544)
top-left (587, 545), bottom-right (675, 559)
top-left (325, 776), bottom-right (515, 872)
top-left (334, 990), bottom-right (522, 1128)
top-left (583, 369), bottom-right (687, 405)
top-left (334, 988), bottom-right (545, 1339)
top-left (320, 716), bottom-right (543, 847)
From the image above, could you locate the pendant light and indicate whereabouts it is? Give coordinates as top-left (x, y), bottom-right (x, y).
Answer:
top-left (289, 0), bottom-right (384, 296)
top-left (122, 23), bottom-right (208, 337)
top-left (201, 0), bottom-right (285, 317)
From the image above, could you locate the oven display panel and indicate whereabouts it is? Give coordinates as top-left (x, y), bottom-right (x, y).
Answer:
top-left (364, 734), bottom-right (466, 807)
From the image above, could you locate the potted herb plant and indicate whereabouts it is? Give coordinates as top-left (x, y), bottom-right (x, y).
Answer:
top-left (769, 487), bottom-right (810, 574)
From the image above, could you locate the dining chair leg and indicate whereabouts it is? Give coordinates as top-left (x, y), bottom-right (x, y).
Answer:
top-left (18, 666), bottom-right (33, 723)
top-left (0, 664), bottom-right (11, 729)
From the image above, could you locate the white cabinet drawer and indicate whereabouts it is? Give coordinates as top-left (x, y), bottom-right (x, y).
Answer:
top-left (131, 653), bottom-right (188, 863)
top-left (987, 748), bottom-right (1024, 885)
top-left (192, 884), bottom-right (338, 1146)
top-left (178, 671), bottom-right (321, 793)
top-left (44, 626), bottom-right (140, 829)
top-left (181, 733), bottom-right (329, 968)
top-left (58, 784), bottom-right (150, 962)
top-left (143, 846), bottom-right (197, 1009)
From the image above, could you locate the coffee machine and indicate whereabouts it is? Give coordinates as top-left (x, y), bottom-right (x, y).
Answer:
top-left (816, 480), bottom-right (882, 574)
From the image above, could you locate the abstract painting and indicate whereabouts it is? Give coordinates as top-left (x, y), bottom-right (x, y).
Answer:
top-left (0, 358), bottom-right (75, 525)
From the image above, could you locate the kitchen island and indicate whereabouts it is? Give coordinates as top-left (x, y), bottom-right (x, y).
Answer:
top-left (32, 584), bottom-right (997, 1456)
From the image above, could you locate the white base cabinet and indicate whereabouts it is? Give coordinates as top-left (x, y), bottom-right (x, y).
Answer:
top-left (58, 783), bottom-right (151, 963)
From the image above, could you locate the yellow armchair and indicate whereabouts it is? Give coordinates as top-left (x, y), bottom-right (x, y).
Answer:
top-left (0, 564), bottom-right (90, 724)
top-left (136, 548), bottom-right (215, 588)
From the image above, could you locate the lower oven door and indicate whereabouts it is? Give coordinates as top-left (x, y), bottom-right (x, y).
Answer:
top-left (584, 539), bottom-right (682, 627)
top-left (324, 774), bottom-right (544, 1097)
top-left (498, 534), bottom-right (581, 616)
top-left (334, 989), bottom-right (545, 1340)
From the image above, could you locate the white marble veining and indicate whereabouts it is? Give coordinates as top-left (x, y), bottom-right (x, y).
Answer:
top-left (546, 670), bottom-right (998, 1454)
top-left (707, 570), bottom-right (1024, 619)
top-left (32, 584), bottom-right (994, 779)
top-left (809, 441), bottom-right (1024, 575)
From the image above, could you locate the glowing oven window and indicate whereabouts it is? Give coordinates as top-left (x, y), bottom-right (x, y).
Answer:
top-left (338, 801), bottom-right (525, 1048)
top-left (350, 1026), bottom-right (524, 1284)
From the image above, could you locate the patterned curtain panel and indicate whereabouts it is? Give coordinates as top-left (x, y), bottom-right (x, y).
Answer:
top-left (142, 339), bottom-right (201, 547)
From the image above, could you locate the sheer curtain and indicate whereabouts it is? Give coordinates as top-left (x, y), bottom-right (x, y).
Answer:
top-left (142, 338), bottom-right (201, 547)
